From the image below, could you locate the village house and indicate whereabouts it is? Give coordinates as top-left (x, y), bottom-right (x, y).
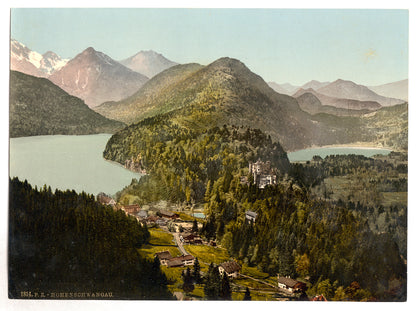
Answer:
top-left (156, 251), bottom-right (195, 267)
top-left (218, 261), bottom-right (241, 279)
top-left (156, 218), bottom-right (167, 226)
top-left (137, 210), bottom-right (148, 219)
top-left (97, 193), bottom-right (116, 207)
top-left (122, 204), bottom-right (141, 216)
top-left (181, 233), bottom-right (202, 245)
top-left (155, 251), bottom-right (173, 266)
top-left (167, 258), bottom-right (184, 268)
top-left (157, 209), bottom-right (179, 219)
top-left (245, 210), bottom-right (258, 223)
top-left (277, 276), bottom-right (307, 293)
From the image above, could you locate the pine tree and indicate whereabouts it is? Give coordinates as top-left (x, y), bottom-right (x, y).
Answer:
top-left (182, 267), bottom-right (194, 294)
top-left (219, 273), bottom-right (232, 300)
top-left (204, 263), bottom-right (221, 300)
top-left (193, 257), bottom-right (201, 284)
top-left (243, 287), bottom-right (251, 301)
top-left (192, 219), bottom-right (199, 233)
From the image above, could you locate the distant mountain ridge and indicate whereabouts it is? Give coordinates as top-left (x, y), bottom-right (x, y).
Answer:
top-left (295, 92), bottom-right (375, 117)
top-left (10, 70), bottom-right (125, 137)
top-left (299, 80), bottom-right (330, 91)
top-left (267, 82), bottom-right (299, 95)
top-left (293, 88), bottom-right (382, 111)
top-left (10, 39), bottom-right (68, 77)
top-left (120, 50), bottom-right (178, 78)
top-left (49, 47), bottom-right (149, 107)
top-left (317, 79), bottom-right (404, 106)
top-left (368, 79), bottom-right (408, 102)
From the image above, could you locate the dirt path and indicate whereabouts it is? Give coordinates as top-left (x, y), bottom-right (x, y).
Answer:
top-left (172, 232), bottom-right (189, 255)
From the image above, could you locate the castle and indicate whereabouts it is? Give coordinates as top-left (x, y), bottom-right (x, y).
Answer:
top-left (248, 159), bottom-right (277, 189)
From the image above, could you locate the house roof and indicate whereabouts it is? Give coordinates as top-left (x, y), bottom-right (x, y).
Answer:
top-left (182, 233), bottom-right (198, 240)
top-left (278, 276), bottom-right (299, 288)
top-left (158, 210), bottom-right (175, 217)
top-left (220, 261), bottom-right (241, 274)
top-left (312, 294), bottom-right (327, 301)
top-left (167, 258), bottom-right (184, 267)
top-left (180, 255), bottom-right (195, 261)
top-left (123, 204), bottom-right (140, 213)
top-left (155, 251), bottom-right (172, 260)
top-left (245, 210), bottom-right (258, 218)
top-left (137, 210), bottom-right (148, 217)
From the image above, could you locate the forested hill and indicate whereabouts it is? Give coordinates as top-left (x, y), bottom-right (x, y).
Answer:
top-left (8, 177), bottom-right (172, 299)
top-left (9, 70), bottom-right (125, 138)
top-left (103, 101), bottom-right (290, 205)
top-left (98, 57), bottom-right (325, 151)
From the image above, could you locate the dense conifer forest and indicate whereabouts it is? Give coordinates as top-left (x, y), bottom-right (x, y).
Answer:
top-left (8, 177), bottom-right (172, 299)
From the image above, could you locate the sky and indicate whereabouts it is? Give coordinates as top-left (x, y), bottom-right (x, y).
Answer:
top-left (10, 8), bottom-right (408, 86)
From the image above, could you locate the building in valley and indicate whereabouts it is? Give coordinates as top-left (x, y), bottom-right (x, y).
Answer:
top-left (277, 276), bottom-right (307, 293)
top-left (218, 261), bottom-right (241, 279)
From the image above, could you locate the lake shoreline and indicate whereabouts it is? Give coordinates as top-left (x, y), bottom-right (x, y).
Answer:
top-left (290, 142), bottom-right (393, 153)
top-left (287, 144), bottom-right (392, 162)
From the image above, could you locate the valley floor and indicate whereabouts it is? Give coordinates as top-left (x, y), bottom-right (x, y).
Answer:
top-left (140, 228), bottom-right (298, 301)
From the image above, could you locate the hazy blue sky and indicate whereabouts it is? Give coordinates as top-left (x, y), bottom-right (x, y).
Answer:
top-left (11, 8), bottom-right (408, 86)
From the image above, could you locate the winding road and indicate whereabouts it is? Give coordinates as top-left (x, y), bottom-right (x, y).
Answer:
top-left (172, 232), bottom-right (189, 255)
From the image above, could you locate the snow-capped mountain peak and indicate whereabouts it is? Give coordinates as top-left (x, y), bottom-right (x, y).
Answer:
top-left (10, 39), bottom-right (68, 76)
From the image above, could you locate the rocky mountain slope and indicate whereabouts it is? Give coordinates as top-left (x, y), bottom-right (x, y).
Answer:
top-left (10, 70), bottom-right (125, 137)
top-left (49, 47), bottom-right (148, 107)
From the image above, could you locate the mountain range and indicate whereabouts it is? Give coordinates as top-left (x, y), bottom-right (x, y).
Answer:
top-left (98, 57), bottom-right (324, 151)
top-left (49, 47), bottom-right (149, 107)
top-left (96, 57), bottom-right (407, 152)
top-left (10, 70), bottom-right (125, 137)
top-left (120, 50), bottom-right (178, 78)
top-left (9, 40), bottom-right (407, 151)
top-left (10, 39), bottom-right (68, 77)
top-left (10, 39), bottom-right (179, 107)
top-left (268, 79), bottom-right (406, 107)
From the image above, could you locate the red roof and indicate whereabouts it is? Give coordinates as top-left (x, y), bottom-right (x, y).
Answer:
top-left (312, 295), bottom-right (327, 301)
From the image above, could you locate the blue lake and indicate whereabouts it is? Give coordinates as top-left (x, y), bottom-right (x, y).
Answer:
top-left (192, 213), bottom-right (206, 219)
top-left (287, 146), bottom-right (391, 162)
top-left (9, 134), bottom-right (142, 196)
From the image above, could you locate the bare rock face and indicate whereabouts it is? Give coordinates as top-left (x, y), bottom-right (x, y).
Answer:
top-left (49, 47), bottom-right (149, 107)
